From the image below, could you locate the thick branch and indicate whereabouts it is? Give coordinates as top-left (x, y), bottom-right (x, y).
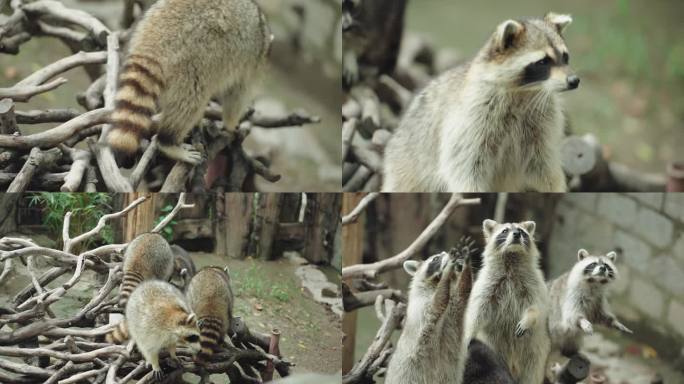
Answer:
top-left (342, 194), bottom-right (481, 279)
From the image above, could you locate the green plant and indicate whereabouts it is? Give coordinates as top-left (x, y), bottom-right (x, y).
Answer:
top-left (26, 193), bottom-right (113, 251)
top-left (153, 204), bottom-right (178, 241)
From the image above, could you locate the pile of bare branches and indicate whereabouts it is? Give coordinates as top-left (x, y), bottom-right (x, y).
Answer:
top-left (341, 194), bottom-right (480, 383)
top-left (341, 0), bottom-right (667, 192)
top-left (0, 0), bottom-right (320, 192)
top-left (0, 193), bottom-right (292, 383)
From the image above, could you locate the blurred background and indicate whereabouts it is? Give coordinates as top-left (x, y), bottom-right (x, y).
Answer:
top-left (0, 0), bottom-right (342, 191)
top-left (406, 0), bottom-right (684, 176)
top-left (343, 193), bottom-right (684, 383)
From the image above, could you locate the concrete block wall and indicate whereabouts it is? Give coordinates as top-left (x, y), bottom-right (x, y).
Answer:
top-left (548, 193), bottom-right (684, 355)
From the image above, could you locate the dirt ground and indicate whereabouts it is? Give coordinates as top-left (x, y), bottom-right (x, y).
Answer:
top-left (0, 241), bottom-right (342, 382)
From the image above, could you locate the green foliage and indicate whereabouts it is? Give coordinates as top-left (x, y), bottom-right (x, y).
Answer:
top-left (235, 259), bottom-right (292, 303)
top-left (26, 193), bottom-right (113, 250)
top-left (153, 204), bottom-right (178, 242)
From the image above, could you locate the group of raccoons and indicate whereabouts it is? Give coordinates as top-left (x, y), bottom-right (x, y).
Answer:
top-left (386, 220), bottom-right (632, 384)
top-left (106, 233), bottom-right (234, 381)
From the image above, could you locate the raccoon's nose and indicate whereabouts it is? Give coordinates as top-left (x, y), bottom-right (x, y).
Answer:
top-left (567, 75), bottom-right (580, 90)
top-left (512, 230), bottom-right (521, 239)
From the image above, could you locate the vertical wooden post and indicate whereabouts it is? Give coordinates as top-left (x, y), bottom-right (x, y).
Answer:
top-left (122, 193), bottom-right (158, 242)
top-left (303, 193), bottom-right (342, 264)
top-left (342, 193), bottom-right (365, 374)
top-left (224, 193), bottom-right (255, 259)
top-left (256, 193), bottom-right (283, 260)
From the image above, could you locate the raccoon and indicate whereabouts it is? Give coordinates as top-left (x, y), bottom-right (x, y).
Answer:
top-left (464, 219), bottom-right (550, 384)
top-left (125, 280), bottom-right (201, 381)
top-left (171, 244), bottom-right (196, 288)
top-left (119, 233), bottom-right (174, 308)
top-left (107, 0), bottom-right (271, 165)
top-left (383, 13), bottom-right (578, 192)
top-left (548, 249), bottom-right (632, 357)
top-left (185, 266), bottom-right (234, 363)
top-left (463, 339), bottom-right (516, 384)
top-left (385, 251), bottom-right (472, 384)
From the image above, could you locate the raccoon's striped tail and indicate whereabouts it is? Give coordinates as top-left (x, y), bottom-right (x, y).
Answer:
top-left (118, 270), bottom-right (144, 307)
top-left (195, 317), bottom-right (225, 363)
top-left (106, 320), bottom-right (129, 344)
top-left (107, 53), bottom-right (164, 155)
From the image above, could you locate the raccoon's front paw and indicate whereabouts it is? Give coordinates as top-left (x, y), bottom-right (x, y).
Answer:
top-left (152, 369), bottom-right (164, 382)
top-left (166, 356), bottom-right (182, 369)
top-left (613, 320), bottom-right (633, 334)
top-left (515, 322), bottom-right (529, 337)
top-left (579, 318), bottom-right (593, 335)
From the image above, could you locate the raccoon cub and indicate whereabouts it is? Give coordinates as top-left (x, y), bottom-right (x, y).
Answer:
top-left (383, 13), bottom-right (578, 192)
top-left (464, 220), bottom-right (550, 384)
top-left (118, 233), bottom-right (175, 307)
top-left (548, 249), bottom-right (632, 357)
top-left (171, 244), bottom-right (196, 288)
top-left (385, 251), bottom-right (472, 384)
top-left (185, 266), bottom-right (234, 363)
top-left (108, 0), bottom-right (271, 165)
top-left (125, 280), bottom-right (201, 381)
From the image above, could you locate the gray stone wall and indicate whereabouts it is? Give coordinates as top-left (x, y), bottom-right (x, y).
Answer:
top-left (548, 193), bottom-right (684, 355)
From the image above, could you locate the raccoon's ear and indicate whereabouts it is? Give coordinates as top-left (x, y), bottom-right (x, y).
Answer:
top-left (520, 221), bottom-right (536, 236)
top-left (606, 251), bottom-right (617, 262)
top-left (545, 12), bottom-right (572, 34)
top-left (577, 249), bottom-right (589, 260)
top-left (494, 19), bottom-right (524, 51)
top-left (183, 313), bottom-right (196, 326)
top-left (403, 260), bottom-right (420, 276)
top-left (482, 219), bottom-right (498, 238)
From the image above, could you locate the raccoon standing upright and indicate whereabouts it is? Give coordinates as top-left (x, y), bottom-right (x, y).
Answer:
top-left (548, 249), bottom-right (632, 357)
top-left (125, 280), bottom-right (201, 381)
top-left (118, 232), bottom-right (175, 307)
top-left (464, 220), bottom-right (551, 384)
top-left (185, 266), bottom-right (234, 363)
top-left (107, 0), bottom-right (271, 164)
top-left (383, 13), bottom-right (579, 192)
top-left (385, 251), bottom-right (472, 384)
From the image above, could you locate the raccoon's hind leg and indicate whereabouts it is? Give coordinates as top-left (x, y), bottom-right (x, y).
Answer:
top-left (156, 89), bottom-right (207, 165)
top-left (220, 82), bottom-right (250, 133)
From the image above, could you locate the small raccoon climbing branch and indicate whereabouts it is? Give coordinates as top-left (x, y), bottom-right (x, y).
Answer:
top-left (0, 0), bottom-right (321, 192)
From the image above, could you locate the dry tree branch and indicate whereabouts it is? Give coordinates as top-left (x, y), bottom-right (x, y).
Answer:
top-left (343, 298), bottom-right (405, 384)
top-left (151, 192), bottom-right (193, 233)
top-left (342, 194), bottom-right (481, 279)
top-left (341, 192), bottom-right (379, 225)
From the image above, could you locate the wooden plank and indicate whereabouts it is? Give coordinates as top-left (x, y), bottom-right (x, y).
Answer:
top-left (224, 193), bottom-right (254, 259)
top-left (303, 193), bottom-right (342, 264)
top-left (342, 193), bottom-right (365, 374)
top-left (256, 193), bottom-right (283, 260)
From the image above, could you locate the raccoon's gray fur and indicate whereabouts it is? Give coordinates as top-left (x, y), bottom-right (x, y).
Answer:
top-left (119, 233), bottom-right (174, 307)
top-left (126, 280), bottom-right (201, 381)
top-left (385, 251), bottom-right (472, 384)
top-left (108, 0), bottom-right (271, 164)
top-left (464, 219), bottom-right (550, 384)
top-left (186, 266), bottom-right (234, 364)
top-left (383, 13), bottom-right (578, 192)
top-left (548, 249), bottom-right (632, 357)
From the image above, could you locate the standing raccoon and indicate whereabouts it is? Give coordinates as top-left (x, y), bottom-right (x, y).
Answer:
top-left (185, 266), bottom-right (234, 363)
top-left (125, 280), bottom-right (201, 381)
top-left (107, 0), bottom-right (271, 164)
top-left (383, 13), bottom-right (578, 192)
top-left (119, 233), bottom-right (174, 307)
top-left (548, 249), bottom-right (632, 357)
top-left (464, 220), bottom-right (550, 384)
top-left (385, 251), bottom-right (472, 384)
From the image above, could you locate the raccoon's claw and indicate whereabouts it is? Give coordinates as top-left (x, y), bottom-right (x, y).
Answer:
top-left (579, 318), bottom-right (593, 335)
top-left (515, 323), bottom-right (528, 337)
top-left (613, 320), bottom-right (633, 334)
top-left (152, 369), bottom-right (164, 382)
top-left (167, 357), bottom-right (182, 369)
